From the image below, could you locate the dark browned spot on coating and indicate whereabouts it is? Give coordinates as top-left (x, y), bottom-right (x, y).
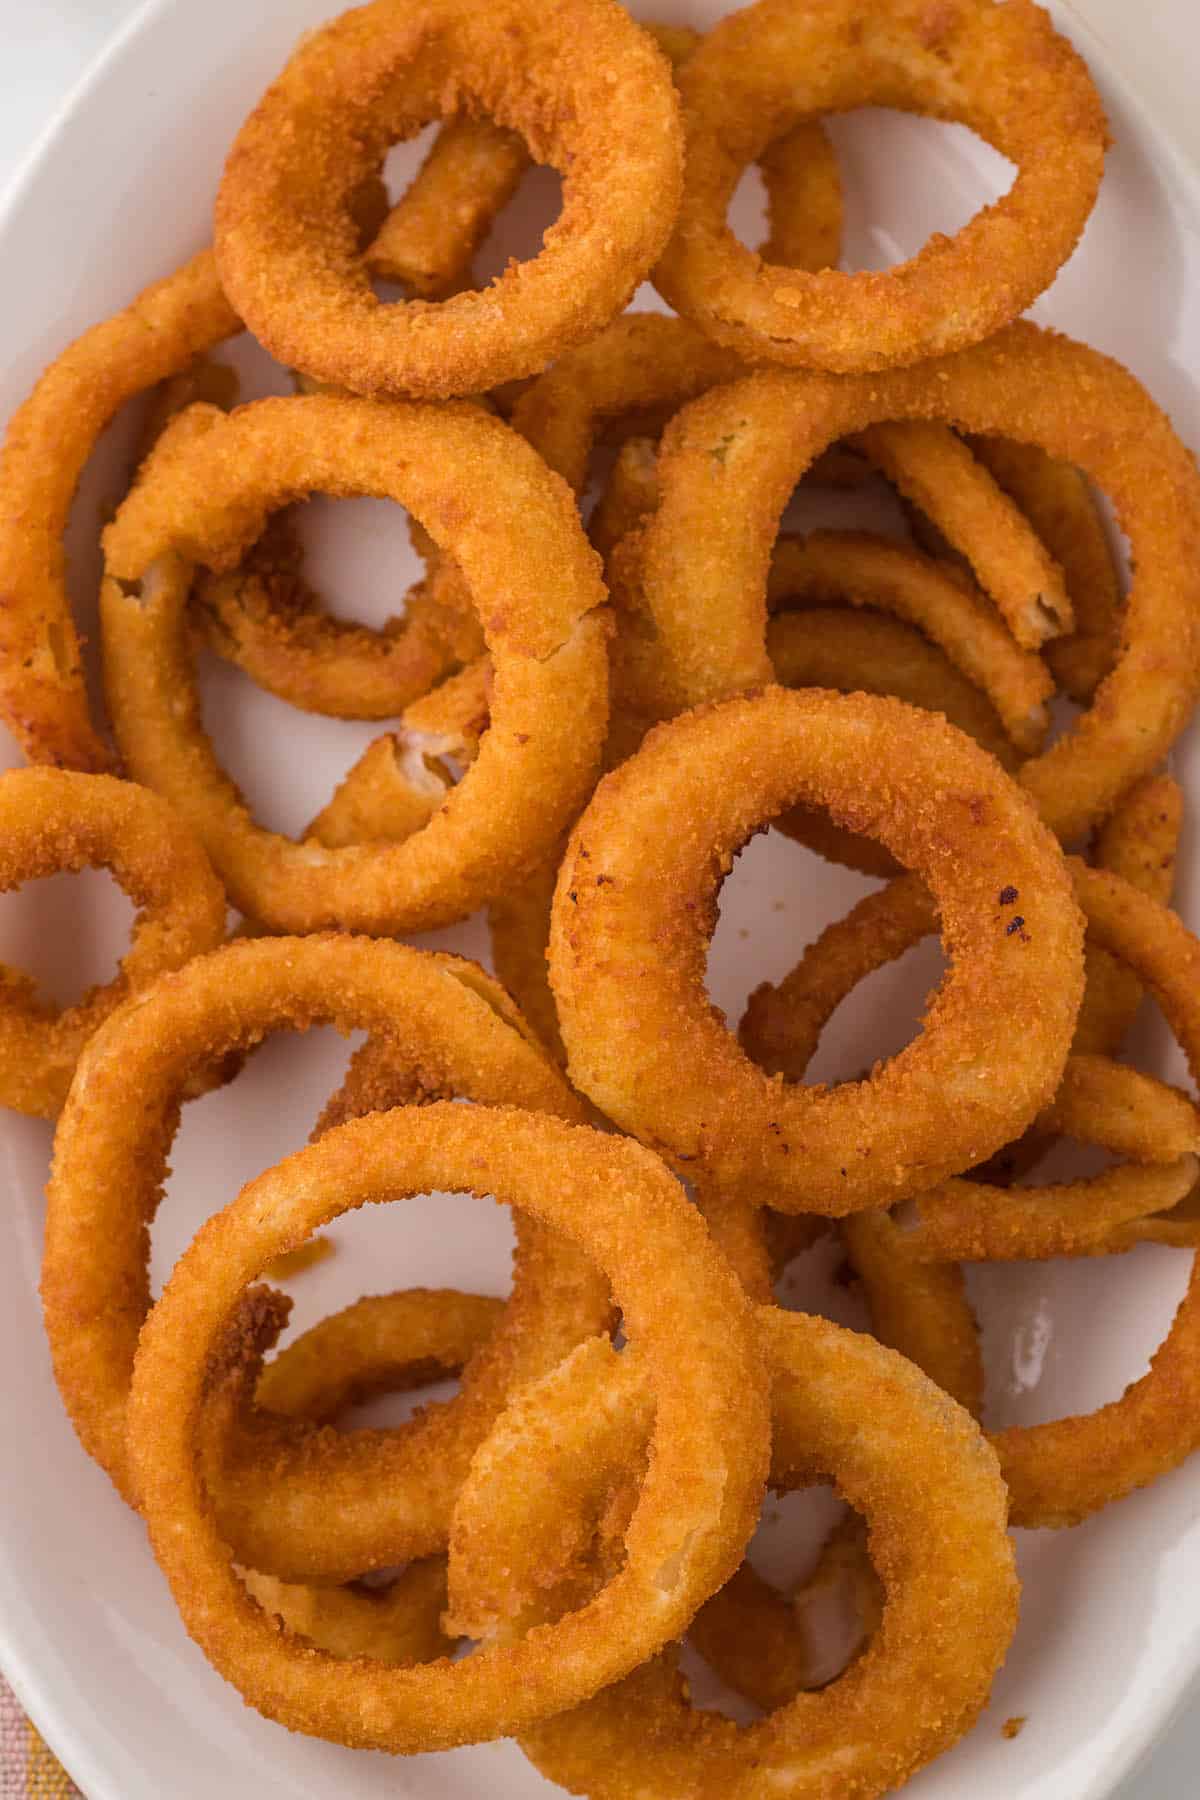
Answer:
top-left (998, 885), bottom-right (1019, 906)
top-left (1005, 916), bottom-right (1026, 936)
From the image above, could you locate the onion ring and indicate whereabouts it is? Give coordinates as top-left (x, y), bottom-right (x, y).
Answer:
top-left (0, 250), bottom-right (237, 771)
top-left (905, 1148), bottom-right (1199, 1261)
top-left (1074, 772), bottom-right (1182, 1058)
top-left (126, 1105), bottom-right (770, 1752)
top-left (687, 1513), bottom-right (883, 1712)
top-left (489, 856), bottom-right (566, 1062)
top-left (193, 516), bottom-right (483, 720)
top-left (207, 1284), bottom-right (498, 1665)
top-left (448, 1306), bottom-right (1017, 1799)
top-left (742, 864), bottom-right (1199, 1258)
top-left (100, 394), bottom-right (609, 932)
top-left (549, 686), bottom-right (1084, 1214)
top-left (214, 0), bottom-right (684, 400)
top-left (240, 1559), bottom-right (451, 1666)
top-left (199, 49), bottom-right (846, 720)
top-left (41, 935), bottom-right (614, 1584)
top-left (742, 857), bottom-right (1200, 1523)
top-left (365, 118), bottom-right (528, 299)
top-left (768, 529), bottom-right (1051, 755)
top-left (967, 433), bottom-right (1123, 702)
top-left (0, 767), bottom-right (226, 1117)
top-left (653, 0), bottom-right (1106, 372)
top-left (854, 421), bottom-right (1073, 649)
top-left (769, 606), bottom-right (1021, 880)
top-left (631, 325), bottom-right (1200, 841)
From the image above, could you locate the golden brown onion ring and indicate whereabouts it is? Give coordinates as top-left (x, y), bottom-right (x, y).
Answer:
top-left (100, 395), bottom-right (609, 933)
top-left (967, 433), bottom-right (1123, 703)
top-left (214, 0), bottom-right (684, 400)
top-left (41, 936), bottom-right (609, 1583)
top-left (127, 1107), bottom-right (770, 1752)
top-left (208, 1285), bottom-right (498, 1666)
top-left (768, 530), bottom-right (1051, 755)
top-left (0, 251), bottom-right (237, 770)
top-left (632, 325), bottom-right (1200, 842)
top-left (240, 1560), bottom-right (452, 1667)
top-left (449, 1307), bottom-right (1017, 1799)
top-left (854, 422), bottom-right (1073, 649)
top-left (0, 767), bottom-right (226, 1117)
top-left (193, 517), bottom-right (482, 721)
top-left (490, 602), bottom-right (1023, 1051)
top-left (742, 859), bottom-right (1200, 1524)
top-left (365, 118), bottom-right (528, 299)
top-left (549, 687), bottom-right (1084, 1215)
top-left (654, 0), bottom-right (1106, 372)
top-left (1074, 772), bottom-right (1182, 1058)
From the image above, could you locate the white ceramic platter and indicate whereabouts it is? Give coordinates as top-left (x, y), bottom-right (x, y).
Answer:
top-left (2, 1), bottom-right (1200, 1795)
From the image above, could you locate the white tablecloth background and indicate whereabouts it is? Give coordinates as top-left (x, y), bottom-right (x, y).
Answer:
top-left (0, 2), bottom-right (1195, 1795)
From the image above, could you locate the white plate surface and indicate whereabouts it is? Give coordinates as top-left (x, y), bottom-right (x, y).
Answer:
top-left (2, 2), bottom-right (1200, 1796)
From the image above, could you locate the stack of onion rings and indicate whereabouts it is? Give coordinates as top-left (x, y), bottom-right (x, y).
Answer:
top-left (126, 1105), bottom-right (770, 1752)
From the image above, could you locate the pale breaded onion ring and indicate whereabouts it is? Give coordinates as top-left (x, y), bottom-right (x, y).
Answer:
top-left (214, 0), bottom-right (683, 400)
top-left (126, 1106), bottom-right (770, 1753)
top-left (448, 1307), bottom-right (1017, 1799)
top-left (633, 325), bottom-right (1200, 842)
top-left (549, 687), bottom-right (1084, 1215)
top-left (100, 394), bottom-right (609, 933)
top-left (0, 767), bottom-right (226, 1117)
top-left (654, 0), bottom-right (1106, 373)
top-left (0, 250), bottom-right (238, 771)
top-left (41, 936), bottom-right (612, 1584)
